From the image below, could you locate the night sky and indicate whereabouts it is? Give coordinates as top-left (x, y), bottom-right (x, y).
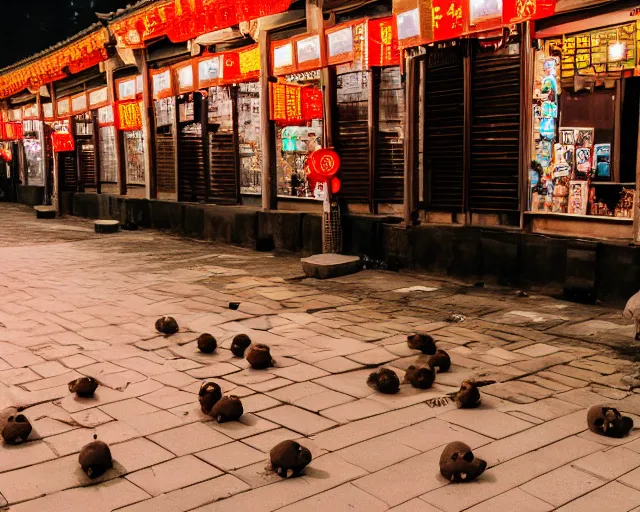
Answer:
top-left (0, 0), bottom-right (131, 69)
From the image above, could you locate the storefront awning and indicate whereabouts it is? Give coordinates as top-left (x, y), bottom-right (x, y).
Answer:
top-left (110, 0), bottom-right (296, 49)
top-left (0, 27), bottom-right (110, 100)
top-left (535, 6), bottom-right (639, 37)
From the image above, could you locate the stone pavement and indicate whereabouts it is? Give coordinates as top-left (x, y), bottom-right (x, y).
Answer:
top-left (0, 202), bottom-right (639, 511)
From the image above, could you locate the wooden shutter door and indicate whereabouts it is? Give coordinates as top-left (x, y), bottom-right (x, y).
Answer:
top-left (424, 46), bottom-right (465, 210)
top-left (469, 43), bottom-right (521, 211)
top-left (375, 66), bottom-right (405, 203)
top-left (336, 71), bottom-right (370, 204)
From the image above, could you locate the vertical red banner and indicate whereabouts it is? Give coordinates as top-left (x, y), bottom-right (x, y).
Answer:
top-left (368, 17), bottom-right (400, 67)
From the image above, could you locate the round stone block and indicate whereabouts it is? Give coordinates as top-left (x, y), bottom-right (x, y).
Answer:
top-left (94, 220), bottom-right (120, 234)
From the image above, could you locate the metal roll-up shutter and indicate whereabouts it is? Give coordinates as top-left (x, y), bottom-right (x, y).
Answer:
top-left (77, 140), bottom-right (96, 188)
top-left (469, 43), bottom-right (521, 211)
top-left (156, 133), bottom-right (176, 194)
top-left (375, 66), bottom-right (405, 203)
top-left (99, 126), bottom-right (117, 183)
top-left (59, 152), bottom-right (77, 191)
top-left (208, 132), bottom-right (237, 204)
top-left (336, 71), bottom-right (370, 203)
top-left (178, 124), bottom-right (206, 202)
top-left (425, 46), bottom-right (465, 210)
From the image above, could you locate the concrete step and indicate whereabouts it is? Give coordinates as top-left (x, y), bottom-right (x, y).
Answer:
top-left (301, 253), bottom-right (361, 279)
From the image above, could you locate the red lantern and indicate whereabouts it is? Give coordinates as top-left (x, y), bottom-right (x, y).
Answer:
top-left (307, 148), bottom-right (341, 182)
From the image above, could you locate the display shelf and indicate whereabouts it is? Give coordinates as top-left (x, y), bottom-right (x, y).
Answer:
top-left (590, 182), bottom-right (636, 187)
top-left (525, 211), bottom-right (633, 223)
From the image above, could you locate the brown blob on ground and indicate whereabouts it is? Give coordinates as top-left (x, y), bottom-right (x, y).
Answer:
top-left (79, 438), bottom-right (113, 479)
top-left (427, 349), bottom-right (451, 373)
top-left (407, 333), bottom-right (437, 355)
top-left (440, 441), bottom-right (487, 483)
top-left (453, 380), bottom-right (494, 409)
top-left (199, 381), bottom-right (223, 415)
top-left (155, 316), bottom-right (179, 335)
top-left (246, 344), bottom-right (274, 369)
top-left (270, 440), bottom-right (313, 478)
top-left (404, 365), bottom-right (435, 389)
top-left (1, 414), bottom-right (32, 445)
top-left (211, 395), bottom-right (244, 423)
top-left (197, 333), bottom-right (217, 354)
top-left (231, 334), bottom-right (252, 357)
top-left (587, 405), bottom-right (634, 438)
top-left (68, 376), bottom-right (99, 398)
top-left (367, 367), bottom-right (400, 394)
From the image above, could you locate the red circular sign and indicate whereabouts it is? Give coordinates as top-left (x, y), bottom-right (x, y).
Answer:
top-left (307, 148), bottom-right (340, 182)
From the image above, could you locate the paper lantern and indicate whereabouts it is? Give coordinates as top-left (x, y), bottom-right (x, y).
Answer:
top-left (307, 148), bottom-right (341, 182)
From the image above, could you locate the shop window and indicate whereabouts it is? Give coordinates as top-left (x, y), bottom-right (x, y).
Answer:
top-left (335, 70), bottom-right (370, 203)
top-left (22, 120), bottom-right (45, 186)
top-left (375, 66), bottom-right (404, 203)
top-left (124, 131), bottom-right (145, 185)
top-left (238, 82), bottom-right (262, 195)
top-left (530, 27), bottom-right (638, 220)
top-left (276, 72), bottom-right (324, 198)
top-left (99, 126), bottom-right (117, 183)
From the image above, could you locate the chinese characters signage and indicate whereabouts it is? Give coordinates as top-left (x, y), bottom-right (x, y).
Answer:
top-left (117, 101), bottom-right (143, 131)
top-left (369, 17), bottom-right (400, 67)
top-left (270, 83), bottom-right (323, 123)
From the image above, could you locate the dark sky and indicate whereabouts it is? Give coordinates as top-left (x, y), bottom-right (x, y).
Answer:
top-left (0, 0), bottom-right (131, 69)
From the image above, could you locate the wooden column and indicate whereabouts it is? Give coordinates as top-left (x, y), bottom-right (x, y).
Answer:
top-left (106, 63), bottom-right (125, 195)
top-left (49, 86), bottom-right (59, 211)
top-left (140, 49), bottom-right (155, 199)
top-left (259, 29), bottom-right (276, 210)
top-left (519, 22), bottom-right (535, 229)
top-left (403, 54), bottom-right (419, 227)
top-left (462, 42), bottom-right (472, 223)
top-left (632, 109), bottom-right (640, 244)
top-left (368, 68), bottom-right (378, 213)
top-left (306, 0), bottom-right (334, 148)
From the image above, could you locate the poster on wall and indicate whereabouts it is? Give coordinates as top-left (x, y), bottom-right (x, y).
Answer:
top-left (568, 180), bottom-right (589, 215)
top-left (594, 143), bottom-right (611, 178)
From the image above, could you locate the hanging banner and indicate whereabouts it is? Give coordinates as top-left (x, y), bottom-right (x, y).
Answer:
top-left (1, 122), bottom-right (23, 141)
top-left (51, 132), bottom-right (75, 153)
top-left (270, 83), bottom-right (322, 123)
top-left (117, 101), bottom-right (143, 131)
top-left (368, 17), bottom-right (401, 67)
top-left (301, 87), bottom-right (323, 120)
top-left (111, 0), bottom-right (294, 49)
top-left (0, 28), bottom-right (109, 99)
top-left (503, 0), bottom-right (555, 24)
top-left (238, 45), bottom-right (261, 81)
top-left (432, 0), bottom-right (467, 42)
